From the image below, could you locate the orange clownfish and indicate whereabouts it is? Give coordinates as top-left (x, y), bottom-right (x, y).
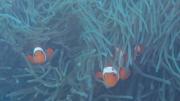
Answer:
top-left (26, 47), bottom-right (54, 64)
top-left (96, 66), bottom-right (120, 88)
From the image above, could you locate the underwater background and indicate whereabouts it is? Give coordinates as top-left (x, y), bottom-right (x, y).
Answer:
top-left (0, 0), bottom-right (180, 101)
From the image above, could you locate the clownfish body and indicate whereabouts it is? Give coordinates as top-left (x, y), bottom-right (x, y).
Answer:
top-left (26, 47), bottom-right (54, 64)
top-left (96, 66), bottom-right (119, 88)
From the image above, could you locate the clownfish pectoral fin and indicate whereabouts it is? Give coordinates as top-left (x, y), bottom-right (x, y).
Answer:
top-left (26, 55), bottom-right (34, 64)
top-left (119, 67), bottom-right (130, 80)
top-left (46, 48), bottom-right (54, 58)
top-left (96, 72), bottom-right (103, 79)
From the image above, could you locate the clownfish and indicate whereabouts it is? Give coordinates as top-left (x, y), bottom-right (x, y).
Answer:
top-left (96, 66), bottom-right (130, 88)
top-left (26, 47), bottom-right (54, 64)
top-left (96, 66), bottom-right (119, 88)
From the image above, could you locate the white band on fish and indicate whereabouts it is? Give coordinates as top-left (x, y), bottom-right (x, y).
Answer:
top-left (33, 47), bottom-right (47, 61)
top-left (103, 66), bottom-right (118, 75)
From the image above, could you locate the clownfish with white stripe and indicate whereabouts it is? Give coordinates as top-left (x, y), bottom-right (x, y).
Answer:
top-left (96, 66), bottom-right (119, 88)
top-left (26, 47), bottom-right (54, 64)
top-left (96, 66), bottom-right (130, 88)
top-left (95, 47), bottom-right (131, 88)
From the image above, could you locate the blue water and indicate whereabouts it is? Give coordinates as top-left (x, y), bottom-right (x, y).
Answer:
top-left (0, 0), bottom-right (180, 101)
